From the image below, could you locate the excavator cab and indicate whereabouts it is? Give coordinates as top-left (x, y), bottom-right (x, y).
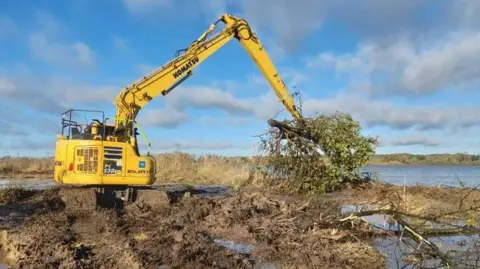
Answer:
top-left (59, 109), bottom-right (105, 141)
top-left (54, 109), bottom-right (156, 207)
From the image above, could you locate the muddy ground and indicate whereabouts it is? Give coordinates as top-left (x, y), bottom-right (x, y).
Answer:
top-left (1, 182), bottom-right (480, 269)
top-left (0, 184), bottom-right (389, 269)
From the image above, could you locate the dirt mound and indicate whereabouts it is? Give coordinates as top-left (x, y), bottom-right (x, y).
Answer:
top-left (202, 191), bottom-right (382, 268)
top-left (0, 187), bottom-right (386, 269)
top-left (0, 188), bottom-right (37, 205)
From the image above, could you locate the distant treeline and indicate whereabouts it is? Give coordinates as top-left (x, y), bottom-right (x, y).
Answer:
top-left (368, 153), bottom-right (480, 165)
top-left (2, 153), bottom-right (480, 175)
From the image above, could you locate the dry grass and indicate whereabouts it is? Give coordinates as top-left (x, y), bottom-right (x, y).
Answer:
top-left (153, 152), bottom-right (266, 185)
top-left (342, 183), bottom-right (480, 222)
top-left (0, 153), bottom-right (267, 185)
top-left (0, 156), bottom-right (54, 174)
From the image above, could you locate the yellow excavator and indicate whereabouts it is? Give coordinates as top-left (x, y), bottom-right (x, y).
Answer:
top-left (53, 13), bottom-right (302, 210)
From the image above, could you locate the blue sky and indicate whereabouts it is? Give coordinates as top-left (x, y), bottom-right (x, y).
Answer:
top-left (1, 0), bottom-right (480, 157)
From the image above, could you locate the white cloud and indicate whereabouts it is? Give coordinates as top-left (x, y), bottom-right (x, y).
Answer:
top-left (324, 0), bottom-right (436, 44)
top-left (388, 135), bottom-right (445, 147)
top-left (29, 33), bottom-right (95, 68)
top-left (136, 78), bottom-right (480, 134)
top-left (137, 107), bottom-right (190, 128)
top-left (308, 40), bottom-right (416, 76)
top-left (112, 35), bottom-right (132, 54)
top-left (27, 13), bottom-right (95, 68)
top-left (5, 63), bottom-right (479, 150)
top-left (118, 0), bottom-right (480, 56)
top-left (73, 42), bottom-right (95, 66)
top-left (400, 32), bottom-right (480, 94)
top-left (35, 10), bottom-right (63, 36)
top-left (0, 77), bottom-right (16, 94)
top-left (8, 0), bottom-right (480, 154)
top-left (308, 31), bottom-right (480, 96)
top-left (452, 0), bottom-right (480, 29)
top-left (302, 91), bottom-right (480, 131)
top-left (240, 0), bottom-right (326, 52)
top-left (150, 139), bottom-right (248, 150)
top-left (134, 83), bottom-right (295, 128)
top-left (0, 69), bottom-right (119, 114)
top-left (0, 15), bottom-right (18, 38)
top-left (238, 0), bottom-right (446, 53)
top-left (166, 86), bottom-right (252, 114)
top-left (198, 115), bottom-right (248, 126)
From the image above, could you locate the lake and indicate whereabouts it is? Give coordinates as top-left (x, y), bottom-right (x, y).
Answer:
top-left (363, 165), bottom-right (480, 187)
top-left (1, 165), bottom-right (480, 190)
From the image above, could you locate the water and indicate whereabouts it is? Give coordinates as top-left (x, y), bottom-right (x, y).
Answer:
top-left (341, 204), bottom-right (400, 231)
top-left (363, 165), bottom-right (480, 187)
top-left (342, 204), bottom-right (480, 268)
top-left (213, 239), bottom-right (256, 254)
top-left (2, 164), bottom-right (480, 190)
top-left (213, 239), bottom-right (279, 269)
top-left (373, 235), bottom-right (480, 268)
top-left (0, 179), bottom-right (57, 190)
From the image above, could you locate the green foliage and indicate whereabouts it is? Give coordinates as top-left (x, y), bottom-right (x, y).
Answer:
top-left (369, 153), bottom-right (480, 165)
top-left (258, 111), bottom-right (378, 195)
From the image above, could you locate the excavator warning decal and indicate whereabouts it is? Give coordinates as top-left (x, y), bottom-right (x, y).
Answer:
top-left (103, 146), bottom-right (123, 176)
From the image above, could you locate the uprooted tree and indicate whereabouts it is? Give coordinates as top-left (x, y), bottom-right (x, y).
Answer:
top-left (258, 111), bottom-right (379, 195)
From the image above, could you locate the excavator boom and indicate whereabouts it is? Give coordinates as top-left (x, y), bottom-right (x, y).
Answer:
top-left (114, 14), bottom-right (301, 134)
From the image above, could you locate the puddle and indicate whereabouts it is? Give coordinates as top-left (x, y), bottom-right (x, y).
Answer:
top-left (212, 239), bottom-right (280, 269)
top-left (213, 239), bottom-right (256, 254)
top-left (341, 204), bottom-right (400, 231)
top-left (0, 179), bottom-right (58, 191)
top-left (342, 204), bottom-right (480, 268)
top-left (374, 234), bottom-right (480, 268)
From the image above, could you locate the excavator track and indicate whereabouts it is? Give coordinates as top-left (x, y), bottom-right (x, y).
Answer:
top-left (58, 186), bottom-right (168, 213)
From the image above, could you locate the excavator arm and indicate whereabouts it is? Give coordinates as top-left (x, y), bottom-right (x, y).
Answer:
top-left (53, 13), bottom-right (305, 205)
top-left (114, 13), bottom-right (302, 136)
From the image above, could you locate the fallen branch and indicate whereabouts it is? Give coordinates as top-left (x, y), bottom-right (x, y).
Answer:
top-left (395, 217), bottom-right (452, 268)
